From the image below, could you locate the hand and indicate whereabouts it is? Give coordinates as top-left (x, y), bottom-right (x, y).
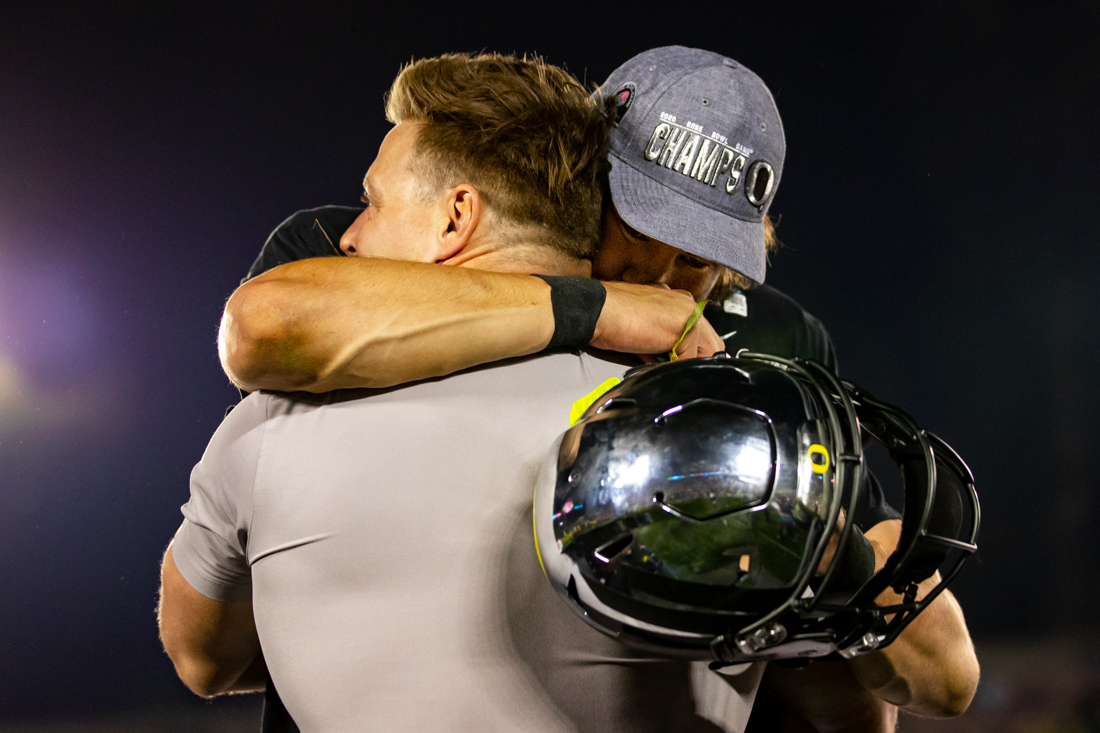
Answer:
top-left (593, 281), bottom-right (725, 358)
top-left (670, 312), bottom-right (725, 361)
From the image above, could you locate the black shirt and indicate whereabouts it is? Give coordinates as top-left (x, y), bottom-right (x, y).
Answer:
top-left (705, 286), bottom-right (837, 374)
top-left (244, 205), bottom-right (357, 283)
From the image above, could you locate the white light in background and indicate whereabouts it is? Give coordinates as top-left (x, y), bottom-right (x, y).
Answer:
top-left (0, 354), bottom-right (22, 406)
top-left (0, 246), bottom-right (125, 437)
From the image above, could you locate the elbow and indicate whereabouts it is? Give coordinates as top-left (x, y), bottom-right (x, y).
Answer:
top-left (220, 278), bottom-right (323, 392)
top-left (220, 278), bottom-right (285, 390)
top-left (938, 647), bottom-right (981, 717)
top-left (160, 628), bottom-right (245, 698)
top-left (170, 653), bottom-right (230, 698)
top-left (159, 631), bottom-right (227, 697)
top-left (902, 644), bottom-right (981, 718)
top-left (854, 638), bottom-right (981, 718)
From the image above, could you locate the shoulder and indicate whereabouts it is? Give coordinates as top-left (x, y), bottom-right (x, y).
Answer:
top-left (202, 392), bottom-right (272, 464)
top-left (317, 352), bottom-right (631, 412)
top-left (708, 284), bottom-right (838, 370)
top-left (440, 351), bottom-right (632, 398)
top-left (754, 284), bottom-right (834, 342)
top-left (244, 205), bottom-right (360, 282)
top-left (744, 283), bottom-right (816, 323)
top-left (272, 205), bottom-right (361, 241)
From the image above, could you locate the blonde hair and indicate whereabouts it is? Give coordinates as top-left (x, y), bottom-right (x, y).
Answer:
top-left (385, 53), bottom-right (611, 259)
top-left (708, 215), bottom-right (782, 301)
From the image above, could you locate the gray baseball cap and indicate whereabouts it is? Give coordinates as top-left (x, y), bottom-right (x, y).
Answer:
top-left (601, 46), bottom-right (785, 283)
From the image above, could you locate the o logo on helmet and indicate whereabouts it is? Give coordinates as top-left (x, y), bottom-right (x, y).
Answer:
top-left (808, 444), bottom-right (830, 474)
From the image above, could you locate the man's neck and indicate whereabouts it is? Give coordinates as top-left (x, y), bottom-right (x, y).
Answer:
top-left (444, 243), bottom-right (591, 277)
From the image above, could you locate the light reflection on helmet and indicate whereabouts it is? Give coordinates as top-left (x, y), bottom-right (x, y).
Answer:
top-left (534, 353), bottom-right (979, 666)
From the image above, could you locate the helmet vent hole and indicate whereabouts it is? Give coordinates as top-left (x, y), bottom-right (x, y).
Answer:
top-left (598, 397), bottom-right (636, 414)
top-left (566, 576), bottom-right (581, 605)
top-left (594, 533), bottom-right (634, 564)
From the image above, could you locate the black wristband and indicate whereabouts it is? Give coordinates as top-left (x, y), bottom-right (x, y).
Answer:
top-left (532, 275), bottom-right (607, 350)
top-left (830, 525), bottom-right (878, 592)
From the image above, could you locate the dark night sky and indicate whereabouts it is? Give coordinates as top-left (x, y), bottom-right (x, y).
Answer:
top-left (1, 0), bottom-right (1097, 721)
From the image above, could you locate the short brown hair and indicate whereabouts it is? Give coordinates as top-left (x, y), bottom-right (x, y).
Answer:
top-left (708, 215), bottom-right (782, 300)
top-left (385, 53), bottom-right (611, 260)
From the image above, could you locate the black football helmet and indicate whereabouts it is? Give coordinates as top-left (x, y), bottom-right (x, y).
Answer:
top-left (534, 353), bottom-right (979, 666)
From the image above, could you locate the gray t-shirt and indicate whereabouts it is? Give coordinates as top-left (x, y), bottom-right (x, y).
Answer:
top-left (173, 351), bottom-right (763, 732)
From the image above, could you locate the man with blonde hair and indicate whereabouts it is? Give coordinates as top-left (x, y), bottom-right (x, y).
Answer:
top-left (159, 53), bottom-right (766, 731)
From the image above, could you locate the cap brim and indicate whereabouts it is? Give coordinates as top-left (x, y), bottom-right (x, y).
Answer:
top-left (608, 155), bottom-right (767, 283)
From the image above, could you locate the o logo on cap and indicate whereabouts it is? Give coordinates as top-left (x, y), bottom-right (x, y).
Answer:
top-left (745, 161), bottom-right (775, 207)
top-left (808, 444), bottom-right (830, 475)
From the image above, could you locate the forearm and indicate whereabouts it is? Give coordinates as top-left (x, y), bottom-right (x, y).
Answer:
top-left (220, 258), bottom-right (556, 392)
top-left (849, 521), bottom-right (980, 716)
top-left (159, 546), bottom-right (265, 697)
top-left (175, 648), bottom-right (266, 697)
top-left (848, 585), bottom-right (978, 716)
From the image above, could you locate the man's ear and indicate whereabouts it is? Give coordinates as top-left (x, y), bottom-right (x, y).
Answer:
top-left (434, 184), bottom-right (483, 262)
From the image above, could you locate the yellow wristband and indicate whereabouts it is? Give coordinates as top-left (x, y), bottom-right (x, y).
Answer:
top-left (667, 300), bottom-right (709, 361)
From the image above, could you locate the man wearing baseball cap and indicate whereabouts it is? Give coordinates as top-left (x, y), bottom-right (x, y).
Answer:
top-left (601, 46), bottom-right (781, 284)
top-left (221, 47), bottom-right (978, 731)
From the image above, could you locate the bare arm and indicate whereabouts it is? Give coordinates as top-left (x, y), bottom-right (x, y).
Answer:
top-left (220, 257), bottom-right (721, 392)
top-left (763, 519), bottom-right (979, 731)
top-left (158, 545), bottom-right (266, 697)
top-left (847, 519), bottom-right (980, 717)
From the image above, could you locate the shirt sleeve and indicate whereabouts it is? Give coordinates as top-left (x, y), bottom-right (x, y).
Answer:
top-left (171, 393), bottom-right (269, 602)
top-left (243, 206), bottom-right (360, 283)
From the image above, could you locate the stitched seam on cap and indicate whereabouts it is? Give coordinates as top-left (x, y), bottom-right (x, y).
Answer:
top-left (616, 61), bottom-right (722, 155)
